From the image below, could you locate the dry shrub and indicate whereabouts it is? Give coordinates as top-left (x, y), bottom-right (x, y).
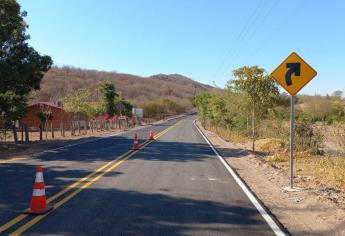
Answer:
top-left (256, 138), bottom-right (285, 153)
top-left (295, 121), bottom-right (324, 154)
top-left (256, 119), bottom-right (289, 140)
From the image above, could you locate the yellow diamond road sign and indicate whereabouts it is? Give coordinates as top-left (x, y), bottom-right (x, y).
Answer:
top-left (271, 52), bottom-right (317, 96)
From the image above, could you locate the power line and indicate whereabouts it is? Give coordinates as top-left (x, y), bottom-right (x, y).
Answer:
top-left (219, 0), bottom-right (278, 78)
top-left (254, 0), bottom-right (303, 58)
top-left (210, 0), bottom-right (270, 84)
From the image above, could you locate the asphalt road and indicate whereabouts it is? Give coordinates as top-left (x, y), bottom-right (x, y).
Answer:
top-left (0, 115), bottom-right (281, 235)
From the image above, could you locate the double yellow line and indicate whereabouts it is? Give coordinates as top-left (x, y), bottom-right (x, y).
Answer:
top-left (0, 120), bottom-right (180, 235)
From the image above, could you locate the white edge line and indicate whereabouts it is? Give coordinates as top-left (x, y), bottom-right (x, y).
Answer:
top-left (193, 120), bottom-right (286, 236)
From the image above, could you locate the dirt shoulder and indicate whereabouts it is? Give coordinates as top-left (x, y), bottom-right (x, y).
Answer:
top-left (196, 120), bottom-right (345, 236)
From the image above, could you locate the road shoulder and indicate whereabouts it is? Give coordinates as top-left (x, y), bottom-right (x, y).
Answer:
top-left (196, 120), bottom-right (345, 236)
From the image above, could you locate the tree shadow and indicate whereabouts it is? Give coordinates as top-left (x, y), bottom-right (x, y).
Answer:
top-left (24, 188), bottom-right (274, 236)
top-left (134, 140), bottom-right (215, 162)
top-left (0, 162), bottom-right (122, 224)
top-left (0, 116), bottom-right (279, 235)
top-left (215, 147), bottom-right (250, 158)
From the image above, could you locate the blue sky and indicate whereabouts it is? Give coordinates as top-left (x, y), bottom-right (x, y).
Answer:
top-left (18, 0), bottom-right (345, 95)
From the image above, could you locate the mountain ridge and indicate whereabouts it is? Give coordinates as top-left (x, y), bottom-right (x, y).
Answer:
top-left (30, 66), bottom-right (215, 108)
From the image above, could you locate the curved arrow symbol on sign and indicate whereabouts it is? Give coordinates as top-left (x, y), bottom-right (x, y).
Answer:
top-left (285, 63), bottom-right (301, 86)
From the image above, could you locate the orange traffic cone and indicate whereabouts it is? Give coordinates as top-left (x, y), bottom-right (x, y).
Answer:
top-left (132, 133), bottom-right (140, 150)
top-left (24, 166), bottom-right (53, 214)
top-left (149, 130), bottom-right (154, 140)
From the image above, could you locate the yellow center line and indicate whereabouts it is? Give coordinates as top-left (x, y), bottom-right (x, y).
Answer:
top-left (1, 118), bottom-right (183, 235)
top-left (0, 148), bottom-right (134, 234)
top-left (10, 122), bottom-right (179, 236)
top-left (9, 145), bottom-right (149, 236)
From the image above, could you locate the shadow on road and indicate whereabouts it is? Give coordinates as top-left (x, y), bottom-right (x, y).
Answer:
top-left (28, 187), bottom-right (269, 235)
top-left (0, 127), bottom-right (266, 234)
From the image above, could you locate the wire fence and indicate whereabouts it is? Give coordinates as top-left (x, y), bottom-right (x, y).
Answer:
top-left (0, 118), bottom-right (134, 144)
top-left (0, 114), bottom-right (166, 144)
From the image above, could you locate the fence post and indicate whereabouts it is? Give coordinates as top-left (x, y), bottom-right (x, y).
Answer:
top-left (39, 124), bottom-right (43, 141)
top-left (71, 121), bottom-right (74, 136)
top-left (24, 124), bottom-right (29, 142)
top-left (21, 125), bottom-right (24, 142)
top-left (12, 124), bottom-right (18, 144)
top-left (51, 121), bottom-right (54, 139)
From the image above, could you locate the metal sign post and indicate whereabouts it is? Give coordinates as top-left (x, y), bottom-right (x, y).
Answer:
top-left (271, 52), bottom-right (317, 189)
top-left (290, 96), bottom-right (295, 188)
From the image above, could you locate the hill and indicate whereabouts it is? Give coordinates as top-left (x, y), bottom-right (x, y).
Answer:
top-left (30, 67), bottom-right (215, 109)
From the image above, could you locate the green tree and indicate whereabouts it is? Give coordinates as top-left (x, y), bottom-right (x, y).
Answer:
top-left (161, 98), bottom-right (185, 115)
top-left (87, 102), bottom-right (105, 118)
top-left (229, 66), bottom-right (279, 152)
top-left (64, 89), bottom-right (104, 134)
top-left (99, 82), bottom-right (118, 115)
top-left (194, 92), bottom-right (212, 124)
top-left (64, 90), bottom-right (88, 114)
top-left (121, 100), bottom-right (133, 117)
top-left (209, 94), bottom-right (228, 128)
top-left (0, 0), bottom-right (53, 142)
top-left (143, 101), bottom-right (164, 118)
top-left (64, 89), bottom-right (97, 117)
top-left (113, 95), bottom-right (133, 116)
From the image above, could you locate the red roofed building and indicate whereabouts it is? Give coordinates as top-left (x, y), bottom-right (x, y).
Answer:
top-left (19, 102), bottom-right (78, 129)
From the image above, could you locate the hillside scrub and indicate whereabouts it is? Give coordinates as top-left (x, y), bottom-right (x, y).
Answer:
top-left (195, 66), bottom-right (342, 156)
top-left (30, 66), bottom-right (215, 110)
top-left (141, 98), bottom-right (186, 118)
top-left (296, 95), bottom-right (345, 124)
top-left (195, 65), bottom-right (345, 193)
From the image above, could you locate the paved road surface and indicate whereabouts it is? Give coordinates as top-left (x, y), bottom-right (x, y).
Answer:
top-left (0, 115), bottom-right (283, 235)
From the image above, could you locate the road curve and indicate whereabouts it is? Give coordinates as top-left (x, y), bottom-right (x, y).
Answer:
top-left (0, 115), bottom-right (283, 235)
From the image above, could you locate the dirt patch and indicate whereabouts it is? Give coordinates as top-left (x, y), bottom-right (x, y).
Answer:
top-left (197, 120), bottom-right (345, 236)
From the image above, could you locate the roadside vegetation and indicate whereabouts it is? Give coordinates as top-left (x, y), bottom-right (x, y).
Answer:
top-left (0, 0), bottom-right (52, 143)
top-left (195, 66), bottom-right (345, 193)
top-left (0, 1), bottom-right (197, 146)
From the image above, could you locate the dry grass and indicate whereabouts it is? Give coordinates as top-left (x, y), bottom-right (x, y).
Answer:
top-left (266, 152), bottom-right (289, 162)
top-left (204, 124), bottom-right (250, 144)
top-left (304, 156), bottom-right (345, 191)
top-left (203, 121), bottom-right (345, 192)
top-left (267, 151), bottom-right (345, 192)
